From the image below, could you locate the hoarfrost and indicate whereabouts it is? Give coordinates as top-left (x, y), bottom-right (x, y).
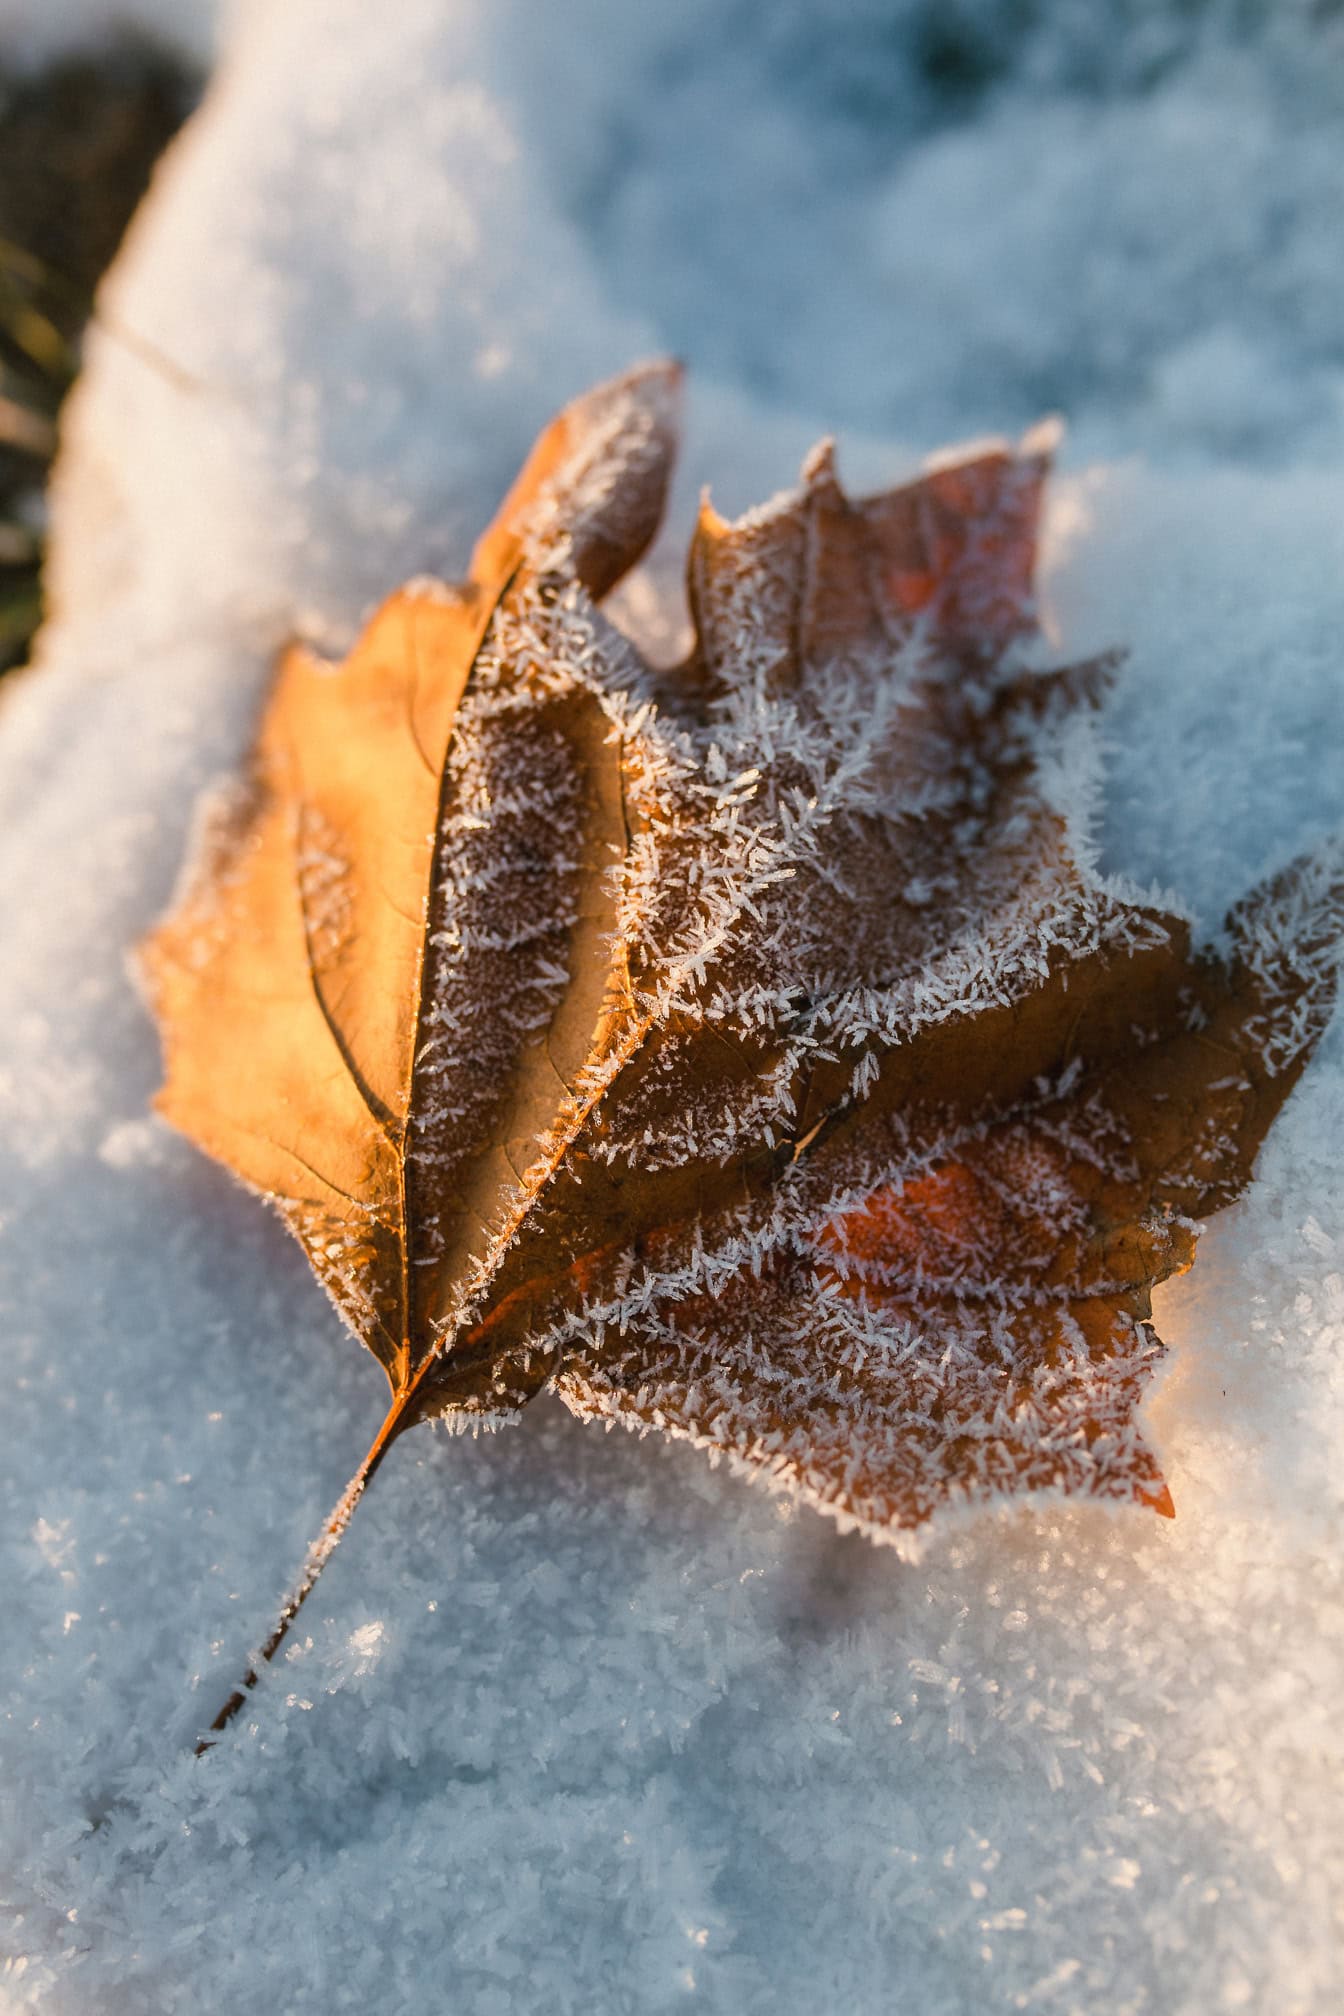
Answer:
top-left (3, 2), bottom-right (1344, 2013)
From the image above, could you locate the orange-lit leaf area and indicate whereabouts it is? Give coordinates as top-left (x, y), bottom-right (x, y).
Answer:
top-left (146, 361), bottom-right (1343, 1731)
top-left (553, 1098), bottom-right (1194, 1545)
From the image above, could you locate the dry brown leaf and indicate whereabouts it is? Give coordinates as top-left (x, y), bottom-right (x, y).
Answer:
top-left (143, 362), bottom-right (1344, 1739)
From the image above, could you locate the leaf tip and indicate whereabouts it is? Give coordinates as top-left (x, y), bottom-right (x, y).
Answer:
top-left (800, 435), bottom-right (839, 491)
top-left (1020, 413), bottom-right (1065, 464)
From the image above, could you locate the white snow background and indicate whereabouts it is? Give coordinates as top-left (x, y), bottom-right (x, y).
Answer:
top-left (3, 1), bottom-right (1344, 2010)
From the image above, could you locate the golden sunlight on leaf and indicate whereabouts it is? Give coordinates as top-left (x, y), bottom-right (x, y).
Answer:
top-left (142, 362), bottom-right (1344, 1740)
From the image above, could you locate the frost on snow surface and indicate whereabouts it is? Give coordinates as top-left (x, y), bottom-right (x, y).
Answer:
top-left (3, 2), bottom-right (1344, 2013)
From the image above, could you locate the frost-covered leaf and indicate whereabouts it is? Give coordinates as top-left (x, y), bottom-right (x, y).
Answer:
top-left (145, 360), bottom-right (680, 1411)
top-left (142, 363), bottom-right (1344, 1732)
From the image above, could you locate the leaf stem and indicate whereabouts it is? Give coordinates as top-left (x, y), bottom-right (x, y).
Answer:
top-left (195, 1393), bottom-right (407, 1752)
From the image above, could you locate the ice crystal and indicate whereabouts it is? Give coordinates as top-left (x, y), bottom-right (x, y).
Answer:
top-left (145, 363), bottom-right (1343, 1604)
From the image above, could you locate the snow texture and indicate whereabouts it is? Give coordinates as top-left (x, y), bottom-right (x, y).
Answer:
top-left (3, 1), bottom-right (1344, 2011)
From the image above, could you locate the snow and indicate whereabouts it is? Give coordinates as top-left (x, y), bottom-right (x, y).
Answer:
top-left (3, 1), bottom-right (1344, 2011)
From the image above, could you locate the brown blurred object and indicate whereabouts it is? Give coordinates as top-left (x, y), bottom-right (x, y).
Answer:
top-left (0, 36), bottom-right (196, 672)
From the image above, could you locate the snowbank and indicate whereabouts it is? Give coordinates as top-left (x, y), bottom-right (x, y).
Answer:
top-left (3, 2), bottom-right (1342, 2010)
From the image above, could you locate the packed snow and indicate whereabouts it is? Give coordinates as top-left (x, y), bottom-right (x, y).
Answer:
top-left (3, 2), bottom-right (1343, 2011)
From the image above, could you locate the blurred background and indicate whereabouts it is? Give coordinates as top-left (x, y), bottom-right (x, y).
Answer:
top-left (4, 0), bottom-right (1344, 671)
top-left (0, 25), bottom-right (196, 670)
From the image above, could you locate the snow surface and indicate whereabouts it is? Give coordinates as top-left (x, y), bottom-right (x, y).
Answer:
top-left (3, 1), bottom-right (1344, 2010)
